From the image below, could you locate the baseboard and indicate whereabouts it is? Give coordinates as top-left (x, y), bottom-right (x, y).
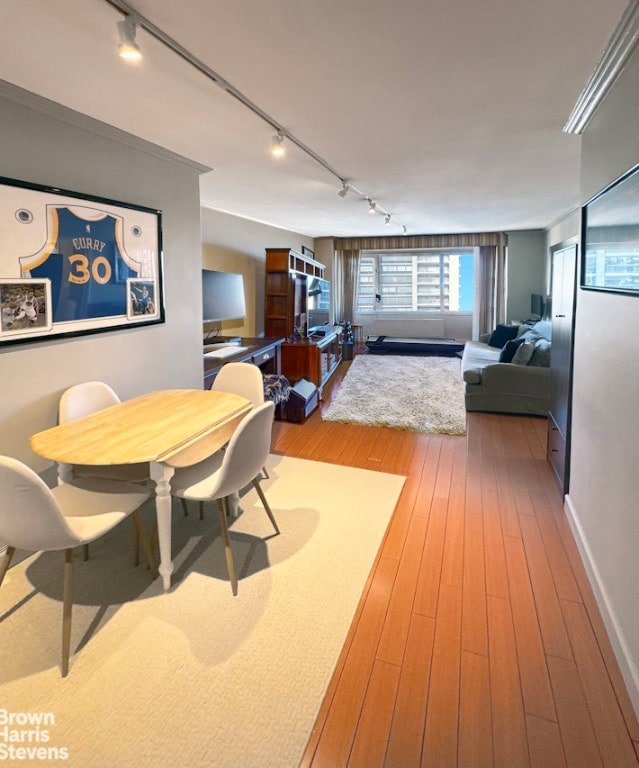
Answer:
top-left (564, 493), bottom-right (639, 718)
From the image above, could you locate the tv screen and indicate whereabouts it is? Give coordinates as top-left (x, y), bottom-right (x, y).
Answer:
top-left (306, 277), bottom-right (330, 332)
top-left (202, 269), bottom-right (246, 322)
top-left (530, 293), bottom-right (545, 319)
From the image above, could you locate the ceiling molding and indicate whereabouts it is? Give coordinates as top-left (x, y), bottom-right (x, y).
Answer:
top-left (564, 0), bottom-right (639, 134)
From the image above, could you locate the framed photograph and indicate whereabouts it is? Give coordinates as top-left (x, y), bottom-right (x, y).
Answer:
top-left (0, 176), bottom-right (163, 346)
top-left (0, 278), bottom-right (52, 339)
top-left (301, 245), bottom-right (315, 259)
top-left (581, 163), bottom-right (639, 295)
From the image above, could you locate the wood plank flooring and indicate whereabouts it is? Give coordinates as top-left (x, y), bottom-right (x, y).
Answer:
top-left (271, 357), bottom-right (639, 768)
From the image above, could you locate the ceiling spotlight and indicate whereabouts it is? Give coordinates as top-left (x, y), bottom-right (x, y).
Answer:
top-left (338, 181), bottom-right (351, 198)
top-left (271, 133), bottom-right (285, 157)
top-left (384, 214), bottom-right (391, 226)
top-left (117, 17), bottom-right (142, 62)
top-left (368, 200), bottom-right (377, 214)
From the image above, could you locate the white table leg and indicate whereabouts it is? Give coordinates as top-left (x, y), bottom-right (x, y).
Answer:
top-left (150, 462), bottom-right (175, 591)
top-left (57, 462), bottom-right (74, 486)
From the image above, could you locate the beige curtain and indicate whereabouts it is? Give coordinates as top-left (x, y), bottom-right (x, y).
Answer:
top-left (475, 244), bottom-right (507, 337)
top-left (333, 232), bottom-right (507, 336)
top-left (333, 248), bottom-right (360, 323)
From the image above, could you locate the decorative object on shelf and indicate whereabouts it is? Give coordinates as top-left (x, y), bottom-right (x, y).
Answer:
top-left (340, 320), bottom-right (355, 361)
top-left (339, 320), bottom-right (355, 343)
top-left (0, 176), bottom-right (163, 347)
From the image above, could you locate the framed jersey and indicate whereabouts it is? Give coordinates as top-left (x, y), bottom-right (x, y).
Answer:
top-left (0, 177), bottom-right (163, 346)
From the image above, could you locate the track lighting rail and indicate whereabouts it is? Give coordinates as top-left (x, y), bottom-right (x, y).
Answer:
top-left (103, 0), bottom-right (406, 231)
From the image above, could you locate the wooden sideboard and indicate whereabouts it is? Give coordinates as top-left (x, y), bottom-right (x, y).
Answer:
top-left (280, 330), bottom-right (342, 396)
top-left (203, 337), bottom-right (283, 390)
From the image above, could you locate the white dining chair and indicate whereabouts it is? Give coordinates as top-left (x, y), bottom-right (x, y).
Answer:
top-left (213, 362), bottom-right (269, 480)
top-left (59, 380), bottom-right (152, 563)
top-left (211, 361), bottom-right (265, 407)
top-left (170, 401), bottom-right (279, 595)
top-left (0, 455), bottom-right (154, 677)
top-left (58, 380), bottom-right (150, 485)
top-left (182, 361), bottom-right (268, 520)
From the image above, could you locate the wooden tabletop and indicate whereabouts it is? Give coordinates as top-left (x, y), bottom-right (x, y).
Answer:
top-left (30, 389), bottom-right (252, 469)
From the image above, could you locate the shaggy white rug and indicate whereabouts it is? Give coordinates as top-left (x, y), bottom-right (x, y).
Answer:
top-left (323, 354), bottom-right (467, 435)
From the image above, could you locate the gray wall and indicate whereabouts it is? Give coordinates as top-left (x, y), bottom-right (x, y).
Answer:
top-left (505, 230), bottom-right (547, 322)
top-left (0, 84), bottom-right (205, 473)
top-left (200, 207), bottom-right (314, 338)
top-left (559, 50), bottom-right (639, 714)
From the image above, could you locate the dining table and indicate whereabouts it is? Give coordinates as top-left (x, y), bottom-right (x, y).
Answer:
top-left (30, 388), bottom-right (252, 590)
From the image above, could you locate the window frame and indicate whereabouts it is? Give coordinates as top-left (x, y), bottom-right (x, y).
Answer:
top-left (356, 247), bottom-right (475, 316)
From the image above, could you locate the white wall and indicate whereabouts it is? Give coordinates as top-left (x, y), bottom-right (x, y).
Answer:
top-left (200, 207), bottom-right (314, 338)
top-left (505, 230), bottom-right (547, 321)
top-left (0, 83), bottom-right (205, 473)
top-left (565, 50), bottom-right (639, 715)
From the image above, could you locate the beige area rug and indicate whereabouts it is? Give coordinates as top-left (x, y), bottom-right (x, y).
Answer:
top-left (323, 354), bottom-right (467, 435)
top-left (0, 455), bottom-right (404, 768)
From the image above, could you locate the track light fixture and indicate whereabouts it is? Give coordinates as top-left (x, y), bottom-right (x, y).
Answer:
top-left (104, 0), bottom-right (408, 231)
top-left (270, 132), bottom-right (285, 157)
top-left (384, 214), bottom-right (391, 226)
top-left (117, 17), bottom-right (142, 61)
top-left (402, 225), bottom-right (408, 236)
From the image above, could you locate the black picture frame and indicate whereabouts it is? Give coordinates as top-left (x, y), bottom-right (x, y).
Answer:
top-left (581, 162), bottom-right (639, 295)
top-left (0, 176), bottom-right (164, 347)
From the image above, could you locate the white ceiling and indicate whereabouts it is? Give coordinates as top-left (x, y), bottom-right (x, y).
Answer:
top-left (0, 0), bottom-right (630, 238)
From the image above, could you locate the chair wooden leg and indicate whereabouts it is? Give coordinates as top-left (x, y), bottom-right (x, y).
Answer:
top-left (261, 464), bottom-right (269, 480)
top-left (83, 544), bottom-right (89, 561)
top-left (132, 509), bottom-right (157, 579)
top-left (199, 501), bottom-right (205, 520)
top-left (180, 497), bottom-right (189, 517)
top-left (0, 546), bottom-right (16, 587)
top-left (61, 549), bottom-right (74, 677)
top-left (252, 478), bottom-right (279, 534)
top-left (217, 497), bottom-right (238, 596)
top-left (133, 517), bottom-right (140, 566)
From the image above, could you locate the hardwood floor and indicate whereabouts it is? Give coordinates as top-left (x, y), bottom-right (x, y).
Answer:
top-left (271, 357), bottom-right (639, 768)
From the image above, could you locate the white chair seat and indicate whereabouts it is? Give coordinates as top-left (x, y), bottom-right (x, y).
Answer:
top-left (170, 401), bottom-right (278, 595)
top-left (0, 455), bottom-right (154, 676)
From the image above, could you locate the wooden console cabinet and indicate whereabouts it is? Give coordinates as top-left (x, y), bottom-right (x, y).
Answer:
top-left (203, 337), bottom-right (283, 390)
top-left (264, 248), bottom-right (325, 339)
top-left (281, 330), bottom-right (342, 396)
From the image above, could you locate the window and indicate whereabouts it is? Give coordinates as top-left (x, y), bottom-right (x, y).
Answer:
top-left (356, 249), bottom-right (475, 313)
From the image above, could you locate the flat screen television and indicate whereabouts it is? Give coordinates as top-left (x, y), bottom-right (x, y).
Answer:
top-left (530, 293), bottom-right (545, 319)
top-left (306, 276), bottom-right (330, 332)
top-left (202, 269), bottom-right (246, 323)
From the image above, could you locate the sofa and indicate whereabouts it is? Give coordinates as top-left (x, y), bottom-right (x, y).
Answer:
top-left (461, 320), bottom-right (551, 415)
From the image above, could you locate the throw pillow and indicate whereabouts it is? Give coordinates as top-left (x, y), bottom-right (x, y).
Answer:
top-left (488, 323), bottom-right (519, 348)
top-left (529, 338), bottom-right (551, 367)
top-left (499, 337), bottom-right (526, 363)
top-left (516, 323), bottom-right (534, 338)
top-left (511, 340), bottom-right (536, 365)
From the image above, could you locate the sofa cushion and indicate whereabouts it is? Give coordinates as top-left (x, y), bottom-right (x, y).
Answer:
top-left (531, 320), bottom-right (552, 340)
top-left (511, 340), bottom-right (536, 365)
top-left (529, 338), bottom-right (551, 367)
top-left (488, 324), bottom-right (519, 348)
top-left (499, 337), bottom-right (526, 363)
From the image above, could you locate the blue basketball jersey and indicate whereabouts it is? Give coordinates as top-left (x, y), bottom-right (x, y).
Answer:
top-left (21, 206), bottom-right (141, 322)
